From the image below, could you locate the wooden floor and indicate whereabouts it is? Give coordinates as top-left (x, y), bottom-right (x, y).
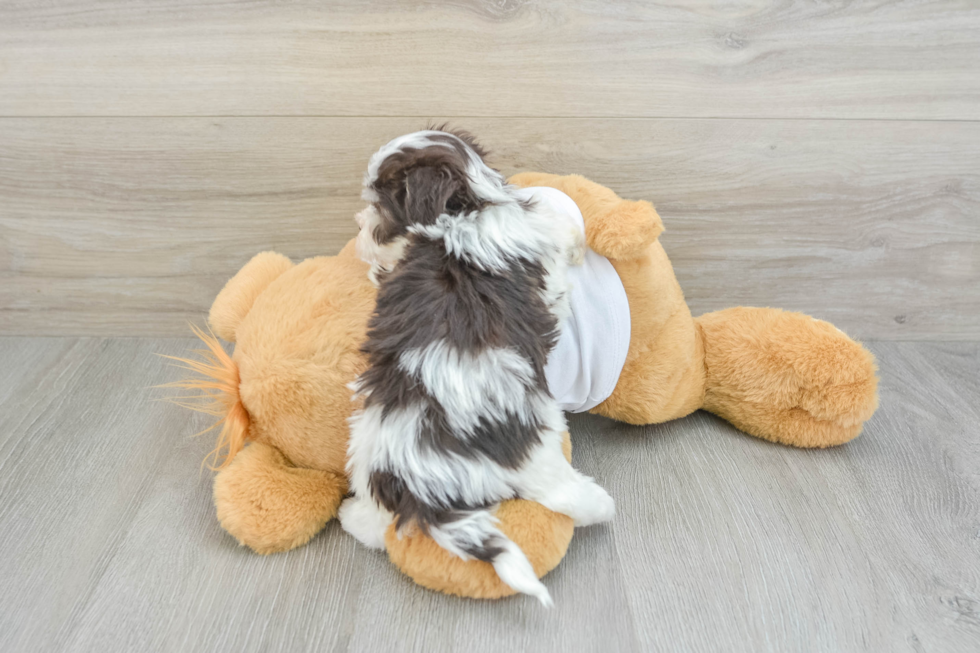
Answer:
top-left (0, 338), bottom-right (977, 653)
top-left (2, 1), bottom-right (979, 651)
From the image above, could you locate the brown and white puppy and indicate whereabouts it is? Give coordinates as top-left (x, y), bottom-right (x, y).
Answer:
top-left (339, 129), bottom-right (614, 606)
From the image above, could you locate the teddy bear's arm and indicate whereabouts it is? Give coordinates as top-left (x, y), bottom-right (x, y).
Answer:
top-left (209, 252), bottom-right (293, 342)
top-left (213, 441), bottom-right (346, 554)
top-left (509, 172), bottom-right (663, 260)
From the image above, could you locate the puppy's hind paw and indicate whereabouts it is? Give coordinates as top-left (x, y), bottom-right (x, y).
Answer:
top-left (573, 484), bottom-right (616, 527)
top-left (338, 496), bottom-right (393, 549)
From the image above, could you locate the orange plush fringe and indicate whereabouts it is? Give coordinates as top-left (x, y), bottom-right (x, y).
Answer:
top-left (159, 324), bottom-right (250, 470)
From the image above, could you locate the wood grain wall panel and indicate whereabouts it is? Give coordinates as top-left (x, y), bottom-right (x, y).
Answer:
top-left (0, 1), bottom-right (978, 119)
top-left (1, 117), bottom-right (977, 338)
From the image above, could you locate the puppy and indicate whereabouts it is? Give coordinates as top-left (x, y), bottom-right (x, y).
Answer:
top-left (339, 129), bottom-right (615, 606)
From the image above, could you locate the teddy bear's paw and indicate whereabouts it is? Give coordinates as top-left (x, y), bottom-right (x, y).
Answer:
top-left (783, 318), bottom-right (880, 429)
top-left (209, 251), bottom-right (293, 342)
top-left (213, 442), bottom-right (345, 554)
top-left (798, 373), bottom-right (879, 430)
top-left (339, 496), bottom-right (393, 549)
top-left (588, 200), bottom-right (663, 261)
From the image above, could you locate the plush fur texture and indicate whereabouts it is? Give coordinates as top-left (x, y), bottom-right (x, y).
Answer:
top-left (213, 441), bottom-right (345, 554)
top-left (697, 307), bottom-right (879, 447)
top-left (509, 173), bottom-right (663, 261)
top-left (209, 251), bottom-right (294, 343)
top-left (508, 172), bottom-right (879, 442)
top-left (160, 324), bottom-right (250, 469)
top-left (172, 173), bottom-right (879, 600)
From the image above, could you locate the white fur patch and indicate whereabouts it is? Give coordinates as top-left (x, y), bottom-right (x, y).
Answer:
top-left (354, 205), bottom-right (409, 285)
top-left (348, 403), bottom-right (513, 509)
top-left (399, 341), bottom-right (535, 435)
top-left (407, 202), bottom-right (551, 273)
top-left (338, 495), bottom-right (393, 549)
top-left (511, 431), bottom-right (616, 527)
top-left (492, 539), bottom-right (553, 607)
top-left (363, 131), bottom-right (454, 190)
top-left (426, 509), bottom-right (502, 560)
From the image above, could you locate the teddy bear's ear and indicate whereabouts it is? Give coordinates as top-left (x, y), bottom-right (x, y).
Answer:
top-left (209, 251), bottom-right (293, 342)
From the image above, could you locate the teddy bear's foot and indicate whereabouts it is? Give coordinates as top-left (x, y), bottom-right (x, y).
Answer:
top-left (696, 307), bottom-right (879, 448)
top-left (213, 441), bottom-right (346, 554)
top-left (385, 499), bottom-right (574, 600)
top-left (383, 432), bottom-right (576, 599)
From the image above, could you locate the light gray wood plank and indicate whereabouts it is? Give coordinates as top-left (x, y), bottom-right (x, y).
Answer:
top-left (1, 1), bottom-right (978, 119)
top-left (900, 342), bottom-right (980, 423)
top-left (0, 337), bottom-right (363, 653)
top-left (587, 341), bottom-right (980, 652)
top-left (0, 338), bottom-right (202, 651)
top-left (2, 118), bottom-right (978, 339)
top-left (1, 339), bottom-right (978, 652)
top-left (344, 416), bottom-right (640, 653)
top-left (0, 337), bottom-right (73, 406)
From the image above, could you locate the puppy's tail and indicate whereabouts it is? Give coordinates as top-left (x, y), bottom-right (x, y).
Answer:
top-left (427, 509), bottom-right (552, 607)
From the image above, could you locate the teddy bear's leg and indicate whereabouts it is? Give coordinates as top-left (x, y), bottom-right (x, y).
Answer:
top-left (383, 433), bottom-right (576, 599)
top-left (509, 172), bottom-right (663, 261)
top-left (213, 441), bottom-right (346, 554)
top-left (696, 307), bottom-right (879, 448)
top-left (209, 251), bottom-right (294, 342)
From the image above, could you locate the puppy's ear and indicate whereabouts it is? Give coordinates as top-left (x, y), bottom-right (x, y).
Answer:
top-left (404, 166), bottom-right (458, 225)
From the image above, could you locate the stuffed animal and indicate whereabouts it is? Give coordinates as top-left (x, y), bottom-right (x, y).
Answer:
top-left (173, 173), bottom-right (878, 600)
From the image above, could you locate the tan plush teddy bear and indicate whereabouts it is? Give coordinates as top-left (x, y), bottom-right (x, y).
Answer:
top-left (174, 173), bottom-right (878, 599)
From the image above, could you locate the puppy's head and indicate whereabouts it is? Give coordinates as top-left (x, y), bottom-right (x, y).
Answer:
top-left (355, 129), bottom-right (505, 276)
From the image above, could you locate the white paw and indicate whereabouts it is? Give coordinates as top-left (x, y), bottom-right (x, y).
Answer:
top-left (567, 228), bottom-right (586, 266)
top-left (367, 263), bottom-right (383, 288)
top-left (552, 287), bottom-right (573, 322)
top-left (572, 484), bottom-right (616, 527)
top-left (338, 496), bottom-right (393, 549)
top-left (536, 479), bottom-right (616, 527)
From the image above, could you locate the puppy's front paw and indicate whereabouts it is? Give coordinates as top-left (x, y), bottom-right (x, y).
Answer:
top-left (367, 263), bottom-right (384, 288)
top-left (567, 227), bottom-right (586, 266)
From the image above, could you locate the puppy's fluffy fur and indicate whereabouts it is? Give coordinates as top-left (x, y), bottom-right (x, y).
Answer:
top-left (339, 129), bottom-right (614, 606)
